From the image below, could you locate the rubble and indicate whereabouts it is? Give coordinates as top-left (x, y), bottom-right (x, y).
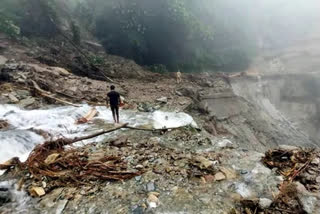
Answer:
top-left (234, 148), bottom-right (320, 213)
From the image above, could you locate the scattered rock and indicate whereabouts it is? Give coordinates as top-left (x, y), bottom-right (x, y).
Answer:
top-left (236, 183), bottom-right (254, 198)
top-left (156, 97), bottom-right (168, 104)
top-left (19, 97), bottom-right (36, 108)
top-left (194, 156), bottom-right (213, 169)
top-left (219, 167), bottom-right (237, 179)
top-left (0, 55), bottom-right (8, 65)
top-left (135, 176), bottom-right (142, 181)
top-left (214, 172), bottom-right (226, 181)
top-left (132, 206), bottom-right (144, 214)
top-left (175, 90), bottom-right (183, 96)
top-left (135, 164), bottom-right (144, 169)
top-left (146, 182), bottom-right (156, 192)
top-left (16, 90), bottom-right (30, 99)
top-left (259, 198), bottom-right (272, 209)
top-left (240, 170), bottom-right (248, 175)
top-left (29, 186), bottom-right (46, 197)
top-left (179, 100), bottom-right (188, 105)
top-left (55, 199), bottom-right (69, 214)
top-left (49, 67), bottom-right (70, 77)
top-left (216, 139), bottom-right (234, 149)
top-left (312, 158), bottom-right (320, 165)
top-left (299, 194), bottom-right (318, 214)
top-left (111, 136), bottom-right (128, 147)
top-left (203, 174), bottom-right (215, 183)
top-left (147, 193), bottom-right (159, 208)
top-left (177, 87), bottom-right (197, 98)
top-left (278, 145), bottom-right (299, 151)
top-left (8, 93), bottom-right (19, 103)
top-left (154, 105), bottom-right (161, 110)
top-left (203, 122), bottom-right (217, 136)
top-left (296, 182), bottom-right (320, 214)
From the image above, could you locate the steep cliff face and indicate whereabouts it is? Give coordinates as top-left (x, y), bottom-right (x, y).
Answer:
top-left (232, 74), bottom-right (320, 143)
top-left (231, 38), bottom-right (320, 143)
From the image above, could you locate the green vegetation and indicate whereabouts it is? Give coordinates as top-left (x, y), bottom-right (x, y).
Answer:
top-left (0, 16), bottom-right (20, 38)
top-left (72, 0), bottom-right (254, 71)
top-left (1, 0), bottom-right (317, 72)
top-left (71, 21), bottom-right (81, 45)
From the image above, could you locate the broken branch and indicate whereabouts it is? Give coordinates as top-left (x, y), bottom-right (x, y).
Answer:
top-left (31, 80), bottom-right (81, 107)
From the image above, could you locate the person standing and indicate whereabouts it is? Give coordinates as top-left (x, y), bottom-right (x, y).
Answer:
top-left (176, 70), bottom-right (182, 84)
top-left (106, 85), bottom-right (121, 124)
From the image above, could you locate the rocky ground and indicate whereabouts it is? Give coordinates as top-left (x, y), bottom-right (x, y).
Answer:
top-left (0, 34), bottom-right (320, 214)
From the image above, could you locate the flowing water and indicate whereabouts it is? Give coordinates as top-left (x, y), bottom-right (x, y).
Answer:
top-left (0, 104), bottom-right (198, 165)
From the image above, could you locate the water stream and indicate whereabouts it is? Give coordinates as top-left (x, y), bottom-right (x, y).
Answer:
top-left (0, 104), bottom-right (197, 165)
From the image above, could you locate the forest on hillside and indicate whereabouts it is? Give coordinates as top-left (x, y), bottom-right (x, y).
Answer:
top-left (1, 0), bottom-right (319, 72)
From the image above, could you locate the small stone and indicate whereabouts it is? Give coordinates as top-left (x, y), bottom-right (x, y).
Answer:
top-left (148, 192), bottom-right (160, 197)
top-left (147, 194), bottom-right (159, 203)
top-left (135, 176), bottom-right (142, 181)
top-left (175, 90), bottom-right (183, 96)
top-left (16, 90), bottom-right (30, 99)
top-left (146, 182), bottom-right (156, 192)
top-left (179, 100), bottom-right (188, 105)
top-left (19, 97), bottom-right (35, 108)
top-left (203, 175), bottom-right (215, 183)
top-left (29, 186), bottom-right (46, 197)
top-left (135, 164), bottom-right (143, 169)
top-left (8, 94), bottom-right (19, 103)
top-left (279, 145), bottom-right (299, 151)
top-left (311, 158), bottom-right (320, 165)
top-left (216, 139), bottom-right (234, 148)
top-left (194, 156), bottom-right (213, 169)
top-left (42, 181), bottom-right (47, 188)
top-left (154, 105), bottom-right (161, 110)
top-left (132, 206), bottom-right (144, 214)
top-left (156, 97), bottom-right (168, 104)
top-left (214, 172), bottom-right (226, 181)
top-left (230, 193), bottom-right (242, 201)
top-left (148, 202), bottom-right (157, 208)
top-left (219, 167), bottom-right (237, 179)
top-left (259, 198), bottom-right (272, 209)
top-left (240, 170), bottom-right (248, 175)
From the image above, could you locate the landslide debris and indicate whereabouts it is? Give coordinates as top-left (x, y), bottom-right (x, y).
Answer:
top-left (233, 147), bottom-right (320, 214)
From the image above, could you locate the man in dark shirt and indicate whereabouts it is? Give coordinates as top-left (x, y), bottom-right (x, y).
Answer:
top-left (107, 85), bottom-right (121, 123)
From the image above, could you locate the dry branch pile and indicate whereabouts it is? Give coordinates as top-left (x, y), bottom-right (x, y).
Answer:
top-left (23, 123), bottom-right (141, 187)
top-left (263, 148), bottom-right (319, 192)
